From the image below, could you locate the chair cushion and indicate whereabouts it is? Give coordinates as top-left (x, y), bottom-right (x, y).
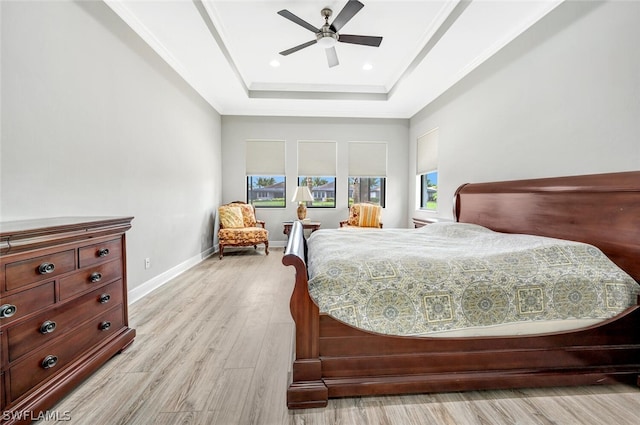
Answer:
top-left (218, 227), bottom-right (268, 245)
top-left (219, 206), bottom-right (244, 228)
top-left (358, 204), bottom-right (382, 227)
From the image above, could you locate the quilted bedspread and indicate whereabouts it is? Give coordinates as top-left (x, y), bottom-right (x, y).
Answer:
top-left (306, 222), bottom-right (639, 336)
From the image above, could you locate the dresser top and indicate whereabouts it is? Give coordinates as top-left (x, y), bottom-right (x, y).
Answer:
top-left (1, 216), bottom-right (134, 254)
top-left (1, 216), bottom-right (134, 235)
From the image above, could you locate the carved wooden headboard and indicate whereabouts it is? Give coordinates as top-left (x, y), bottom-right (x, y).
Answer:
top-left (454, 171), bottom-right (640, 282)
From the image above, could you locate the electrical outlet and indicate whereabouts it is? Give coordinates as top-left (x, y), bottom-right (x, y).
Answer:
top-left (144, 258), bottom-right (151, 269)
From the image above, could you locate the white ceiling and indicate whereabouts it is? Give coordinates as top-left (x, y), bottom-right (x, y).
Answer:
top-left (105, 0), bottom-right (563, 119)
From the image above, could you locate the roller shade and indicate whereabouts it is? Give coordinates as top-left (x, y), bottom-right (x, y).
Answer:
top-left (298, 141), bottom-right (336, 176)
top-left (246, 140), bottom-right (285, 175)
top-left (348, 142), bottom-right (387, 177)
top-left (417, 128), bottom-right (439, 174)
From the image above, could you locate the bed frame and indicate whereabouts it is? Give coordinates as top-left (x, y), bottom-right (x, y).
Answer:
top-left (282, 170), bottom-right (640, 409)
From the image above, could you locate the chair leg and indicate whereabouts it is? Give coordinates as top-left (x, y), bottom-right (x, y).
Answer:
top-left (265, 241), bottom-right (269, 255)
top-left (219, 244), bottom-right (224, 259)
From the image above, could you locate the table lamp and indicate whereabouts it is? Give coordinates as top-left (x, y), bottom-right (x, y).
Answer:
top-left (292, 186), bottom-right (314, 220)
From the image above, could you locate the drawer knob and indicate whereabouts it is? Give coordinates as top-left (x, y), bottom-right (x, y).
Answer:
top-left (98, 248), bottom-right (110, 257)
top-left (100, 321), bottom-right (111, 331)
top-left (90, 272), bottom-right (103, 283)
top-left (38, 262), bottom-right (56, 274)
top-left (40, 320), bottom-right (57, 334)
top-left (1, 304), bottom-right (17, 318)
top-left (99, 294), bottom-right (111, 304)
top-left (42, 355), bottom-right (58, 369)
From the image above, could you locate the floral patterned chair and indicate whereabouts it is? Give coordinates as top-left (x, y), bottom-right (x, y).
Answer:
top-left (218, 201), bottom-right (269, 259)
top-left (339, 203), bottom-right (383, 228)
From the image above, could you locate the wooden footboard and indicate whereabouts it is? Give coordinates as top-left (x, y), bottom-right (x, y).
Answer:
top-left (282, 171), bottom-right (640, 409)
top-left (282, 221), bottom-right (328, 408)
top-left (317, 305), bottom-right (640, 398)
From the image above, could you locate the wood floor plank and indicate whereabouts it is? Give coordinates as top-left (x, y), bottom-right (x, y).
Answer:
top-left (206, 368), bottom-right (255, 424)
top-left (237, 322), bottom-right (292, 425)
top-left (42, 248), bottom-right (640, 425)
top-left (153, 410), bottom-right (217, 425)
top-left (224, 317), bottom-right (269, 369)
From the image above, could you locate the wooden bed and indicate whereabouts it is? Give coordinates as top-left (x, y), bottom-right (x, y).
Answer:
top-left (282, 170), bottom-right (640, 409)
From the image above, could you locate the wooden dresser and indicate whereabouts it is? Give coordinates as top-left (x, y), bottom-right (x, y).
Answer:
top-left (0, 217), bottom-right (135, 424)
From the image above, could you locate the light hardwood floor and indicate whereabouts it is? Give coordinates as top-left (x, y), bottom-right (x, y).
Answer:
top-left (45, 248), bottom-right (640, 424)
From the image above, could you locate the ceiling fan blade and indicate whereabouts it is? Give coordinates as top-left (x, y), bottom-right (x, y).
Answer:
top-left (326, 46), bottom-right (339, 68)
top-left (277, 10), bottom-right (319, 33)
top-left (330, 0), bottom-right (364, 32)
top-left (338, 34), bottom-right (383, 47)
top-left (279, 39), bottom-right (317, 56)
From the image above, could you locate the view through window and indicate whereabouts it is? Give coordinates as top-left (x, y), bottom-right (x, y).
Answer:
top-left (420, 171), bottom-right (438, 210)
top-left (247, 176), bottom-right (286, 207)
top-left (348, 177), bottom-right (385, 207)
top-left (298, 176), bottom-right (336, 208)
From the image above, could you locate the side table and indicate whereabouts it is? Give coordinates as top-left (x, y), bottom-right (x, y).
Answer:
top-left (283, 221), bottom-right (321, 236)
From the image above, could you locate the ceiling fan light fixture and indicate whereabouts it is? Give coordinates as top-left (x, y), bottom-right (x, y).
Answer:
top-left (316, 32), bottom-right (338, 48)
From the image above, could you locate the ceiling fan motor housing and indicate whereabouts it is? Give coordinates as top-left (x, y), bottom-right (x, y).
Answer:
top-left (317, 8), bottom-right (338, 48)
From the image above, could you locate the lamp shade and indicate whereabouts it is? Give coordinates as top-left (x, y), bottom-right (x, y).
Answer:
top-left (292, 186), bottom-right (314, 203)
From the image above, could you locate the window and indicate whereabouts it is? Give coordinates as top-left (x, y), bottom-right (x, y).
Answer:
top-left (298, 176), bottom-right (336, 208)
top-left (247, 176), bottom-right (286, 207)
top-left (348, 178), bottom-right (385, 207)
top-left (420, 172), bottom-right (438, 210)
top-left (417, 129), bottom-right (438, 211)
top-left (297, 141), bottom-right (337, 208)
top-left (245, 140), bottom-right (285, 208)
top-left (348, 142), bottom-right (387, 207)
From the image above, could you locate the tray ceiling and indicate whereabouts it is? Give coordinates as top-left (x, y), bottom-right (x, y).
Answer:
top-left (105, 0), bottom-right (563, 118)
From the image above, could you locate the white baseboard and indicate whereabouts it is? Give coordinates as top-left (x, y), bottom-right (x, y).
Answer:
top-left (271, 240), bottom-right (286, 248)
top-left (128, 247), bottom-right (216, 304)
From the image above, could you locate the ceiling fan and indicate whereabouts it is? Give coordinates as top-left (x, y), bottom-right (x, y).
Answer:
top-left (277, 0), bottom-right (383, 68)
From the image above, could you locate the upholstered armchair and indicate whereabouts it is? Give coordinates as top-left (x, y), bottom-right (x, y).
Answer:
top-left (218, 201), bottom-right (269, 259)
top-left (339, 203), bottom-right (383, 228)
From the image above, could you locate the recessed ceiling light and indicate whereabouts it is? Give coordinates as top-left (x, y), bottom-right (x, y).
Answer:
top-left (362, 63), bottom-right (373, 71)
top-left (270, 59), bottom-right (280, 68)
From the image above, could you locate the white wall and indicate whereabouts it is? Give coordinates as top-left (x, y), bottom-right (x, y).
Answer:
top-left (1, 1), bottom-right (222, 296)
top-left (221, 116), bottom-right (410, 243)
top-left (409, 0), bottom-right (640, 223)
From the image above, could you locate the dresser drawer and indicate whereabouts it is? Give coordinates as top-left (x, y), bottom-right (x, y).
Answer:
top-left (6, 279), bottom-right (124, 362)
top-left (0, 281), bottom-right (56, 326)
top-left (78, 238), bottom-right (122, 268)
top-left (4, 250), bottom-right (75, 291)
top-left (8, 304), bottom-right (125, 402)
top-left (59, 259), bottom-right (123, 300)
